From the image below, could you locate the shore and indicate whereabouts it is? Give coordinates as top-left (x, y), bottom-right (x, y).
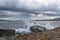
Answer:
top-left (14, 27), bottom-right (60, 40)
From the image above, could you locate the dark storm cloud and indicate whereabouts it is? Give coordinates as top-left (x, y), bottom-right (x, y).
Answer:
top-left (0, 11), bottom-right (20, 18)
top-left (43, 14), bottom-right (60, 16)
top-left (0, 0), bottom-right (60, 20)
top-left (0, 0), bottom-right (59, 13)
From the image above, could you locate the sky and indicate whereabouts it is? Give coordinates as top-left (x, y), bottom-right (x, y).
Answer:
top-left (0, 0), bottom-right (60, 21)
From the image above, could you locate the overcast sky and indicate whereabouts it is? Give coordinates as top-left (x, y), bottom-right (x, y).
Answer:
top-left (0, 0), bottom-right (60, 21)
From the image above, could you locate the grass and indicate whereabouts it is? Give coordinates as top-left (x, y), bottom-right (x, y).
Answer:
top-left (14, 27), bottom-right (60, 40)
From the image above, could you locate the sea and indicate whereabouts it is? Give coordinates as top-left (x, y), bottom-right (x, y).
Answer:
top-left (0, 20), bottom-right (60, 40)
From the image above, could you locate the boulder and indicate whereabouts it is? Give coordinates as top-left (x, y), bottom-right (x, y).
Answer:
top-left (30, 25), bottom-right (46, 32)
top-left (0, 29), bottom-right (15, 37)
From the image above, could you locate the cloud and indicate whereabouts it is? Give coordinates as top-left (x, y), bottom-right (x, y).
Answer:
top-left (36, 11), bottom-right (60, 16)
top-left (0, 0), bottom-right (59, 12)
top-left (0, 11), bottom-right (20, 17)
top-left (0, 0), bottom-right (60, 20)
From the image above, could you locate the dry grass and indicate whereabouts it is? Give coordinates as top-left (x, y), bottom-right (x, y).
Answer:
top-left (14, 27), bottom-right (60, 40)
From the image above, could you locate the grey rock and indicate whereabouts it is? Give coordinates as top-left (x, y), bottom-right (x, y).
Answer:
top-left (30, 25), bottom-right (46, 32)
top-left (0, 29), bottom-right (15, 37)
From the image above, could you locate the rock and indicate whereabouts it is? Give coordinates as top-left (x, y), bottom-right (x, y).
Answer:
top-left (30, 25), bottom-right (46, 32)
top-left (0, 29), bottom-right (15, 37)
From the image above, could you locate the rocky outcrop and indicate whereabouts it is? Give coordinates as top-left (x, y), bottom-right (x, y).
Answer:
top-left (30, 25), bottom-right (46, 32)
top-left (0, 29), bottom-right (15, 37)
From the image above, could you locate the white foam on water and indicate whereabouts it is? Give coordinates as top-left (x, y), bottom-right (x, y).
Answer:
top-left (15, 28), bottom-right (31, 33)
top-left (14, 22), bottom-right (56, 34)
top-left (44, 23), bottom-right (55, 30)
top-left (15, 22), bottom-right (32, 34)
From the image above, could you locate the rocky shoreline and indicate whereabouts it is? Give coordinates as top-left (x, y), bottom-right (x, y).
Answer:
top-left (14, 27), bottom-right (60, 40)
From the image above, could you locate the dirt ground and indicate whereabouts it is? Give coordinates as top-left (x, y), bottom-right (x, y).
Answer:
top-left (14, 27), bottom-right (60, 40)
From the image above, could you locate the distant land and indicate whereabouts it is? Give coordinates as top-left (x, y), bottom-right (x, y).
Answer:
top-left (33, 18), bottom-right (60, 21)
